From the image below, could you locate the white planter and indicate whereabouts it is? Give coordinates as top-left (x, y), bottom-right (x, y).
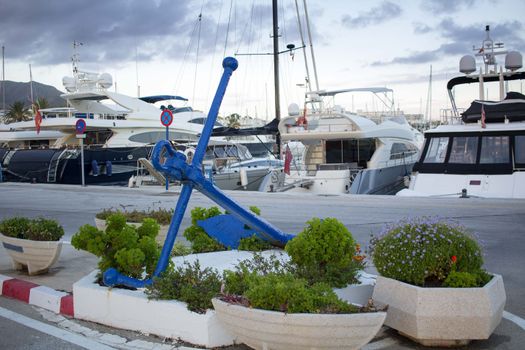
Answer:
top-left (212, 298), bottom-right (386, 350)
top-left (0, 233), bottom-right (62, 275)
top-left (94, 218), bottom-right (169, 245)
top-left (73, 271), bottom-right (234, 348)
top-left (372, 274), bottom-right (506, 347)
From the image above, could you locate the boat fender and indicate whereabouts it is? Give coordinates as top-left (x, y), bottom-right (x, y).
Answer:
top-left (240, 168), bottom-right (248, 187)
top-left (106, 161), bottom-right (112, 176)
top-left (91, 160), bottom-right (99, 176)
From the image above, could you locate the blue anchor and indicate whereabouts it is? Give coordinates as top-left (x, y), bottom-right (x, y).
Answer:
top-left (103, 57), bottom-right (293, 288)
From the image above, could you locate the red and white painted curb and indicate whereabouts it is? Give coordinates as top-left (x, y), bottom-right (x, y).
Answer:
top-left (0, 274), bottom-right (73, 317)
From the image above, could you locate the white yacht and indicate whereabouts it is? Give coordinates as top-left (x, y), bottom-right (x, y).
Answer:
top-left (277, 88), bottom-right (422, 195)
top-left (0, 56), bottom-right (217, 185)
top-left (398, 26), bottom-right (525, 198)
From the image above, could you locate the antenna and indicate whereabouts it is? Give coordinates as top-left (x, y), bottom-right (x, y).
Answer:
top-left (72, 41), bottom-right (83, 73)
top-left (2, 46), bottom-right (5, 113)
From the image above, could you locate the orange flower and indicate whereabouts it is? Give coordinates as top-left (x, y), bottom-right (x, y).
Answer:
top-left (451, 255), bottom-right (457, 263)
top-left (353, 255), bottom-right (365, 262)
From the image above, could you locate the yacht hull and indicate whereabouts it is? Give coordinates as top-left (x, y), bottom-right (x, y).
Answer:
top-left (0, 146), bottom-right (151, 186)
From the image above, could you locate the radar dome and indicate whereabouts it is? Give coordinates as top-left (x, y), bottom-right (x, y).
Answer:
top-left (98, 73), bottom-right (113, 89)
top-left (62, 76), bottom-right (76, 92)
top-left (505, 51), bottom-right (523, 71)
top-left (288, 103), bottom-right (300, 116)
top-left (459, 55), bottom-right (476, 75)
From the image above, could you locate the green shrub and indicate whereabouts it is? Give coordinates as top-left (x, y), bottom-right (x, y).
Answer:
top-left (285, 217), bottom-right (364, 288)
top-left (71, 214), bottom-right (160, 280)
top-left (146, 260), bottom-right (222, 314)
top-left (183, 206), bottom-right (226, 253)
top-left (223, 253), bottom-right (292, 296)
top-left (96, 208), bottom-right (173, 225)
top-left (370, 217), bottom-right (486, 287)
top-left (0, 217), bottom-right (64, 241)
top-left (443, 271), bottom-right (479, 287)
top-left (171, 242), bottom-right (193, 257)
top-left (238, 234), bottom-right (272, 252)
top-left (242, 273), bottom-right (357, 314)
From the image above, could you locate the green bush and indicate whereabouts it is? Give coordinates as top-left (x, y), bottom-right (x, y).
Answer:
top-left (244, 273), bottom-right (358, 314)
top-left (171, 242), bottom-right (193, 257)
top-left (96, 208), bottom-right (173, 225)
top-left (370, 217), bottom-right (487, 287)
top-left (71, 214), bottom-right (160, 280)
top-left (183, 206), bottom-right (226, 253)
top-left (0, 217), bottom-right (64, 241)
top-left (443, 271), bottom-right (479, 288)
top-left (145, 260), bottom-right (222, 314)
top-left (285, 217), bottom-right (364, 288)
top-left (238, 234), bottom-right (272, 252)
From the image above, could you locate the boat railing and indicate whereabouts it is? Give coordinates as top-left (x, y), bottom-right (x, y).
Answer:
top-left (317, 162), bottom-right (361, 171)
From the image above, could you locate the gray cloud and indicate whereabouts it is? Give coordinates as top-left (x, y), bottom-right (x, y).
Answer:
top-left (341, 1), bottom-right (402, 28)
top-left (421, 0), bottom-right (476, 14)
top-left (0, 0), bottom-right (310, 69)
top-left (372, 19), bottom-right (525, 66)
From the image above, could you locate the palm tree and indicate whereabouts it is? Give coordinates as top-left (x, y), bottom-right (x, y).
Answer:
top-left (3, 101), bottom-right (31, 124)
top-left (222, 113), bottom-right (242, 129)
top-left (36, 97), bottom-right (49, 110)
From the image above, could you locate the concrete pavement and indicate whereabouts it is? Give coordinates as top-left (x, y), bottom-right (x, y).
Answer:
top-left (1, 182), bottom-right (524, 349)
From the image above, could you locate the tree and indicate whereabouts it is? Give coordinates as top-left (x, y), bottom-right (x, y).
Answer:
top-left (221, 113), bottom-right (241, 129)
top-left (3, 101), bottom-right (31, 124)
top-left (36, 97), bottom-right (49, 110)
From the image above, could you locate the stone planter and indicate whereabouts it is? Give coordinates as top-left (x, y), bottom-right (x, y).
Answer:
top-left (0, 233), bottom-right (62, 275)
top-left (94, 218), bottom-right (169, 244)
top-left (372, 274), bottom-right (506, 347)
top-left (73, 270), bottom-right (234, 348)
top-left (212, 298), bottom-right (386, 350)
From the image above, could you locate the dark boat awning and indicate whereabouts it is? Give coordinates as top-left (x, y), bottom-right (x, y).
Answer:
top-left (211, 118), bottom-right (280, 136)
top-left (139, 95), bottom-right (188, 103)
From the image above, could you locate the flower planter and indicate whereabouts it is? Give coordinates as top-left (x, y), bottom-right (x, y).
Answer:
top-left (372, 274), bottom-right (506, 347)
top-left (0, 233), bottom-right (62, 275)
top-left (94, 218), bottom-right (168, 245)
top-left (73, 270), bottom-right (234, 348)
top-left (212, 298), bottom-right (386, 350)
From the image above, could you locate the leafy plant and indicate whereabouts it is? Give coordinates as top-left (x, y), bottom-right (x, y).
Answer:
top-left (71, 213), bottom-right (160, 280)
top-left (96, 208), bottom-right (173, 225)
top-left (285, 217), bottom-right (364, 288)
top-left (238, 234), bottom-right (272, 252)
top-left (146, 260), bottom-right (222, 314)
top-left (171, 242), bottom-right (193, 257)
top-left (245, 273), bottom-right (358, 314)
top-left (370, 217), bottom-right (489, 287)
top-left (183, 206), bottom-right (226, 253)
top-left (0, 217), bottom-right (64, 241)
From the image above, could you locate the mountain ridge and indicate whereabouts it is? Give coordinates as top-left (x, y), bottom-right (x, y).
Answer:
top-left (0, 80), bottom-right (66, 109)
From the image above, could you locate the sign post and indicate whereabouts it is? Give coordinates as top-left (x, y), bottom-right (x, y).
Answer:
top-left (160, 109), bottom-right (173, 191)
top-left (75, 119), bottom-right (87, 187)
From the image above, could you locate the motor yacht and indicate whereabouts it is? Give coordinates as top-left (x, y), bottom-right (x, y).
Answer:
top-left (398, 26), bottom-right (525, 198)
top-left (277, 88), bottom-right (422, 195)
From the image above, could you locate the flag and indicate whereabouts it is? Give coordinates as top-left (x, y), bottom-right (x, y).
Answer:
top-left (33, 103), bottom-right (43, 134)
top-left (284, 145), bottom-right (292, 175)
top-left (481, 103), bottom-right (486, 129)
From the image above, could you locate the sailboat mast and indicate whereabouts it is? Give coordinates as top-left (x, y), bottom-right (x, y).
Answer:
top-left (272, 0), bottom-right (281, 158)
top-left (29, 63), bottom-right (34, 103)
top-left (2, 46), bottom-right (5, 113)
top-left (303, 0), bottom-right (319, 91)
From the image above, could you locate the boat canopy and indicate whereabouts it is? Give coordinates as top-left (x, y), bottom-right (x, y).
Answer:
top-left (139, 95), bottom-right (188, 103)
top-left (461, 91), bottom-right (525, 123)
top-left (211, 118), bottom-right (279, 136)
top-left (447, 71), bottom-right (525, 91)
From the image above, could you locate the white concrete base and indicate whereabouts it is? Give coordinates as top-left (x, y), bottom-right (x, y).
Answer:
top-left (372, 274), bottom-right (506, 346)
top-left (73, 270), bottom-right (235, 348)
top-left (94, 218), bottom-right (168, 245)
top-left (212, 298), bottom-right (386, 350)
top-left (0, 233), bottom-right (63, 275)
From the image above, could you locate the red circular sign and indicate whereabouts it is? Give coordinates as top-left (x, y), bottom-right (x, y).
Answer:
top-left (160, 109), bottom-right (173, 127)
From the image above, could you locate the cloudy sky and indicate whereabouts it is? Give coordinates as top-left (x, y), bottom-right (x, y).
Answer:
top-left (1, 0), bottom-right (524, 120)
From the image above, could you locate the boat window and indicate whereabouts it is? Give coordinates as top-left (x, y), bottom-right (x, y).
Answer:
top-left (325, 139), bottom-right (375, 166)
top-left (480, 136), bottom-right (510, 164)
top-left (514, 136), bottom-right (525, 164)
top-left (214, 147), bottom-right (227, 158)
top-left (85, 130), bottom-right (113, 146)
top-left (423, 137), bottom-right (449, 163)
top-left (189, 117), bottom-right (223, 127)
top-left (390, 143), bottom-right (408, 160)
top-left (225, 146), bottom-right (239, 158)
top-left (449, 136), bottom-right (478, 164)
top-left (129, 131), bottom-right (198, 143)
